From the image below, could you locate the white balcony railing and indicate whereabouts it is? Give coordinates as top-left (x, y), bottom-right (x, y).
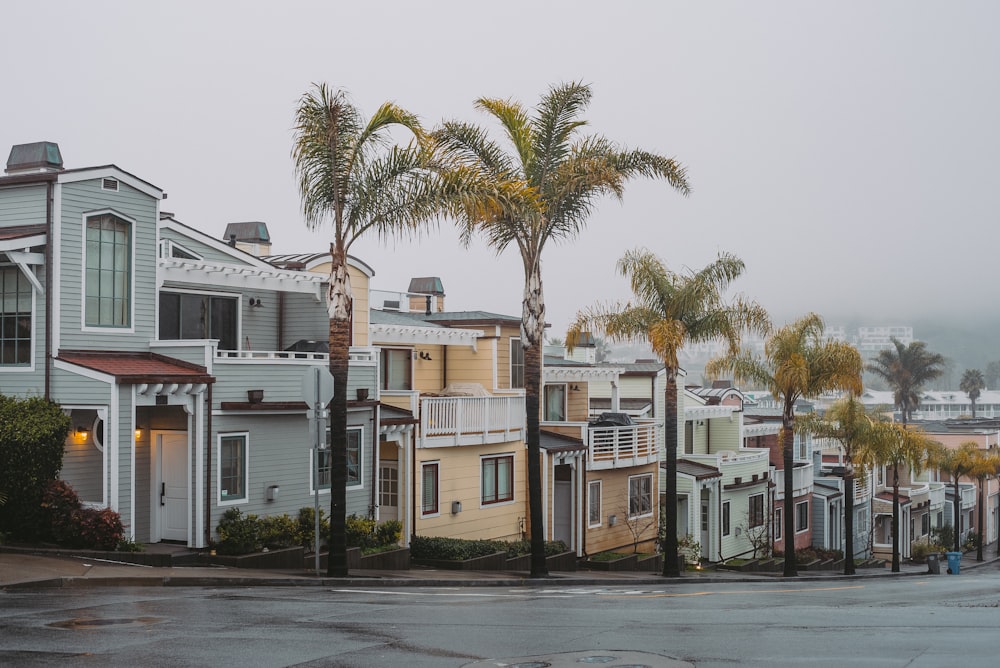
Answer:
top-left (854, 472), bottom-right (872, 504)
top-left (928, 482), bottom-right (946, 510)
top-left (214, 346), bottom-right (378, 364)
top-left (960, 484), bottom-right (976, 509)
top-left (774, 461), bottom-right (814, 500)
top-left (419, 395), bottom-right (526, 448)
top-left (587, 419), bottom-right (659, 471)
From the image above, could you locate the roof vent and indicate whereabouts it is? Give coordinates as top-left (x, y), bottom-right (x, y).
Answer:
top-left (102, 178), bottom-right (119, 191)
top-left (5, 142), bottom-right (63, 175)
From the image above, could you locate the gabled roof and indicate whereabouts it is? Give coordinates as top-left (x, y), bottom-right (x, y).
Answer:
top-left (57, 351), bottom-right (214, 385)
top-left (262, 252), bottom-right (375, 277)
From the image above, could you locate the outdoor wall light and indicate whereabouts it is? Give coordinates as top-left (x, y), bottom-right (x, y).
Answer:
top-left (76, 426), bottom-right (89, 441)
top-left (248, 297), bottom-right (263, 308)
top-left (135, 426), bottom-right (144, 440)
top-left (418, 351), bottom-right (432, 361)
top-left (608, 514), bottom-right (617, 526)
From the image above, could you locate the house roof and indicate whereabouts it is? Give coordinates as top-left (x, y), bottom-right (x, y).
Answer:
top-left (812, 482), bottom-right (843, 498)
top-left (223, 222), bottom-right (270, 243)
top-left (540, 429), bottom-right (588, 455)
top-left (672, 459), bottom-right (723, 480)
top-left (371, 309), bottom-right (447, 328)
top-left (407, 277), bottom-right (444, 295)
top-left (57, 351), bottom-right (214, 384)
top-left (419, 310), bottom-right (520, 326)
top-left (379, 403), bottom-right (418, 425)
top-left (0, 224), bottom-right (46, 241)
top-left (261, 252), bottom-right (375, 277)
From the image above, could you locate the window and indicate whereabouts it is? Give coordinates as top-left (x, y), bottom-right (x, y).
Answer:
top-left (159, 292), bottom-right (238, 350)
top-left (421, 462), bottom-right (439, 515)
top-left (345, 428), bottom-right (362, 487)
top-left (482, 454), bottom-right (514, 505)
top-left (510, 337), bottom-right (524, 389)
top-left (748, 493), bottom-right (764, 528)
top-left (312, 447), bottom-right (331, 491)
top-left (628, 474), bottom-right (653, 518)
top-left (379, 462), bottom-right (399, 509)
top-left (684, 422), bottom-right (693, 454)
top-left (795, 500), bottom-right (809, 532)
top-left (380, 348), bottom-right (412, 390)
top-left (544, 384), bottom-right (566, 421)
top-left (219, 434), bottom-right (248, 503)
top-left (774, 508), bottom-right (782, 540)
top-left (588, 480), bottom-right (602, 527)
top-left (921, 513), bottom-right (930, 536)
top-left (85, 213), bottom-right (131, 327)
top-left (0, 267), bottom-right (31, 366)
top-left (722, 501), bottom-right (731, 536)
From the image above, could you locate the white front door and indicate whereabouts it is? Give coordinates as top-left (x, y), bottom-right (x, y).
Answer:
top-left (155, 433), bottom-right (189, 542)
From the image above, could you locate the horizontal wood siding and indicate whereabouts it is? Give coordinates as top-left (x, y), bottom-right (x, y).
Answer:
top-left (415, 442), bottom-right (527, 541)
top-left (707, 416), bottom-right (740, 452)
top-left (159, 227), bottom-right (256, 265)
top-left (413, 345), bottom-right (444, 392)
top-left (58, 179), bottom-right (158, 352)
top-left (61, 434), bottom-right (104, 504)
top-left (281, 292), bottom-right (330, 347)
top-left (115, 385), bottom-right (133, 524)
top-left (443, 339), bottom-right (494, 389)
top-left (586, 463), bottom-right (659, 555)
top-left (0, 183), bottom-right (47, 226)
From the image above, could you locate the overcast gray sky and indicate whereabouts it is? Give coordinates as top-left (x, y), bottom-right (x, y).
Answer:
top-left (5, 1), bottom-right (998, 337)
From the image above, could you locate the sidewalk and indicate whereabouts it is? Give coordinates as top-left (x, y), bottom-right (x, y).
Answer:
top-left (4, 547), bottom-right (980, 590)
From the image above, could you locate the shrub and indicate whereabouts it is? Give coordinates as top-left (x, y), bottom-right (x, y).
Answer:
top-left (0, 396), bottom-right (72, 540)
top-left (911, 541), bottom-right (945, 561)
top-left (932, 525), bottom-right (955, 551)
top-left (259, 514), bottom-right (301, 550)
top-left (215, 508), bottom-right (261, 555)
top-left (964, 530), bottom-right (981, 552)
top-left (296, 506), bottom-right (329, 550)
top-left (410, 535), bottom-right (566, 561)
top-left (39, 480), bottom-right (127, 550)
top-left (73, 508), bottom-right (125, 550)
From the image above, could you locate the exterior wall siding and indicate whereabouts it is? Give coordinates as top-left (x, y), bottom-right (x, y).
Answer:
top-left (0, 183), bottom-right (47, 227)
top-left (159, 227), bottom-right (257, 265)
top-left (58, 179), bottom-right (158, 352)
top-left (584, 463), bottom-right (659, 555)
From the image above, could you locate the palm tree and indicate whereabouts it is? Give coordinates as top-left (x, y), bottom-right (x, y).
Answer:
top-left (866, 339), bottom-right (945, 424)
top-left (707, 314), bottom-right (862, 577)
top-left (434, 82), bottom-right (690, 576)
top-left (868, 421), bottom-right (935, 572)
top-left (960, 368), bottom-right (986, 418)
top-left (928, 441), bottom-right (999, 559)
top-left (567, 249), bottom-right (769, 576)
top-left (798, 396), bottom-right (881, 575)
top-left (293, 84), bottom-right (447, 576)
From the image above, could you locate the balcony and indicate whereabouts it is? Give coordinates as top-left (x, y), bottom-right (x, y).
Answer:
top-left (587, 419), bottom-right (659, 471)
top-left (774, 461), bottom-right (814, 500)
top-left (417, 394), bottom-right (526, 448)
top-left (928, 482), bottom-right (946, 510)
top-left (682, 448), bottom-right (769, 482)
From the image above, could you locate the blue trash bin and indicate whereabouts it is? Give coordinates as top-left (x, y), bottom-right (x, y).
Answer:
top-left (945, 551), bottom-right (962, 574)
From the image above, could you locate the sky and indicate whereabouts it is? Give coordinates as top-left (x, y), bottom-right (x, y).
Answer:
top-left (4, 1), bottom-right (998, 338)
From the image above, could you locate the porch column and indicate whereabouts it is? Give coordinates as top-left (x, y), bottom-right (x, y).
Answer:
top-left (611, 380), bottom-right (620, 413)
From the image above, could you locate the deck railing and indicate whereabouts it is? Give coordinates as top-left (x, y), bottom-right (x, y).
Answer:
top-left (419, 395), bottom-right (526, 447)
top-left (587, 419), bottom-right (659, 470)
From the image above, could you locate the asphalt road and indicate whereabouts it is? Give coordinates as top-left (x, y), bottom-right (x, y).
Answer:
top-left (3, 565), bottom-right (1000, 667)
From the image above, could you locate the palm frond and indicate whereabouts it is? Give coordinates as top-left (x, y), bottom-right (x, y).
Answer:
top-left (474, 97), bottom-right (534, 173)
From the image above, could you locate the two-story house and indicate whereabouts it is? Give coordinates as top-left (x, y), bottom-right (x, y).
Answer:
top-left (0, 142), bottom-right (381, 549)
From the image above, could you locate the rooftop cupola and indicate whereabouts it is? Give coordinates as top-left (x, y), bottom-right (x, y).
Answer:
top-left (5, 142), bottom-right (63, 175)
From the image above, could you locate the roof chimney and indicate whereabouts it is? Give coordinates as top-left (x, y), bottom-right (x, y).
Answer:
top-left (6, 142), bottom-right (63, 175)
top-left (407, 277), bottom-right (445, 313)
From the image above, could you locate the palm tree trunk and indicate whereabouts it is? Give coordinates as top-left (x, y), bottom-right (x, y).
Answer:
top-left (843, 469), bottom-right (856, 575)
top-left (522, 262), bottom-right (547, 577)
top-left (891, 463), bottom-right (900, 573)
top-left (953, 478), bottom-right (961, 553)
top-left (327, 243), bottom-right (352, 577)
top-left (977, 477), bottom-right (984, 561)
top-left (661, 368), bottom-right (680, 577)
top-left (782, 407), bottom-right (797, 577)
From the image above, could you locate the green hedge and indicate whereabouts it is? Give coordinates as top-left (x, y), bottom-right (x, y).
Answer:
top-left (214, 509), bottom-right (402, 556)
top-left (0, 396), bottom-right (71, 540)
top-left (410, 535), bottom-right (568, 561)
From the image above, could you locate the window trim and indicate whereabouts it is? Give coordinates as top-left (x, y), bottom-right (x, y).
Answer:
top-left (0, 265), bottom-right (35, 370)
top-left (748, 492), bottom-right (765, 528)
top-left (158, 289), bottom-right (241, 351)
top-left (481, 453), bottom-right (515, 507)
top-left (509, 336), bottom-right (524, 389)
top-left (628, 473), bottom-right (653, 519)
top-left (345, 427), bottom-right (363, 489)
top-left (774, 507), bottom-right (783, 541)
top-left (380, 347), bottom-right (413, 391)
top-left (722, 500), bottom-right (731, 537)
top-left (218, 432), bottom-right (249, 505)
top-left (544, 383), bottom-right (567, 422)
top-left (795, 500), bottom-right (809, 533)
top-left (81, 209), bottom-right (136, 333)
top-left (588, 479), bottom-right (602, 528)
top-left (309, 447), bottom-right (332, 495)
top-left (420, 461), bottom-right (440, 517)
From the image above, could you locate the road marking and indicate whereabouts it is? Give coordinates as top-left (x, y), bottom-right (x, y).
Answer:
top-left (605, 584), bottom-right (867, 599)
top-left (330, 589), bottom-right (572, 598)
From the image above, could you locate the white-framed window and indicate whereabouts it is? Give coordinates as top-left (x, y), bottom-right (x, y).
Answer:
top-left (510, 336), bottom-right (524, 389)
top-left (380, 348), bottom-right (412, 391)
top-left (921, 512), bottom-right (930, 536)
top-left (746, 493), bottom-right (764, 528)
top-left (159, 291), bottom-right (239, 350)
top-left (774, 507), bottom-right (783, 540)
top-left (628, 473), bottom-right (653, 519)
top-left (722, 500), bottom-right (731, 536)
top-left (83, 211), bottom-right (133, 329)
top-left (482, 454), bottom-right (514, 505)
top-left (310, 428), bottom-right (363, 491)
top-left (544, 383), bottom-right (567, 421)
top-left (345, 428), bottom-right (362, 487)
top-left (218, 433), bottom-right (248, 504)
top-left (795, 500), bottom-right (809, 532)
top-left (588, 480), bottom-right (602, 528)
top-left (0, 266), bottom-right (32, 367)
top-left (310, 447), bottom-right (331, 493)
top-left (379, 461), bottom-right (399, 509)
top-left (421, 461), bottom-right (439, 516)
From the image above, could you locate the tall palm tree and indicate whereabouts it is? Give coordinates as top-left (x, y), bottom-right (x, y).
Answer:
top-left (567, 249), bottom-right (769, 576)
top-left (293, 84), bottom-right (447, 576)
top-left (434, 82), bottom-right (690, 576)
top-left (868, 421), bottom-right (935, 572)
top-left (707, 314), bottom-right (862, 577)
top-left (928, 441), bottom-right (999, 558)
top-left (866, 339), bottom-right (945, 424)
top-left (798, 396), bottom-right (881, 575)
top-left (960, 368), bottom-right (986, 418)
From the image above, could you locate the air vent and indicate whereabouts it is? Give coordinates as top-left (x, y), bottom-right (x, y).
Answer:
top-left (102, 178), bottom-right (119, 191)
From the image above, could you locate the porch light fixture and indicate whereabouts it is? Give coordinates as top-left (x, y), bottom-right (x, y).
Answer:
top-left (76, 426), bottom-right (89, 441)
top-left (248, 297), bottom-right (263, 308)
top-left (418, 351), bottom-right (432, 361)
top-left (135, 426), bottom-right (144, 440)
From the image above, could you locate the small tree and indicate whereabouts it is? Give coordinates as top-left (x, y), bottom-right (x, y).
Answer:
top-left (739, 511), bottom-right (771, 559)
top-left (620, 493), bottom-right (657, 553)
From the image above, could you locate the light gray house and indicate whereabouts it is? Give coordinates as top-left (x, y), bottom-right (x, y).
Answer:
top-left (0, 142), bottom-right (379, 548)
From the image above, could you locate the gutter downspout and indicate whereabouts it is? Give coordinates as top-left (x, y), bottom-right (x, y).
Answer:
top-left (44, 181), bottom-right (53, 399)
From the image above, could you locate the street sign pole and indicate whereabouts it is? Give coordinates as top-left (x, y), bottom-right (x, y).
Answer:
top-left (302, 366), bottom-right (333, 576)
